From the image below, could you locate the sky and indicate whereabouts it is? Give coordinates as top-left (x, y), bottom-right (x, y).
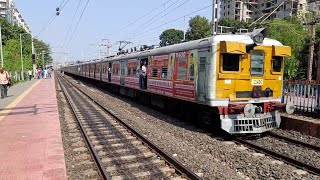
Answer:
top-left (15, 0), bottom-right (213, 63)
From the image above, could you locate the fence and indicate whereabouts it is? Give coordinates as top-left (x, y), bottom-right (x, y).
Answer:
top-left (283, 80), bottom-right (320, 113)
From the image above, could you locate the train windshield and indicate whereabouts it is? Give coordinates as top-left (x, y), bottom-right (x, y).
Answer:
top-left (251, 50), bottom-right (264, 76)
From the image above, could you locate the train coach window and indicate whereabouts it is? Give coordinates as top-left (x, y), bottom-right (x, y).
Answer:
top-left (152, 67), bottom-right (158, 78)
top-left (222, 54), bottom-right (240, 71)
top-left (272, 56), bottom-right (282, 72)
top-left (161, 67), bottom-right (168, 79)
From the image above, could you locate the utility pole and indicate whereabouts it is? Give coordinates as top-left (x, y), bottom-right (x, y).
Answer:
top-left (31, 34), bottom-right (36, 77)
top-left (19, 33), bottom-right (24, 80)
top-left (211, 0), bottom-right (218, 35)
top-left (42, 50), bottom-right (45, 68)
top-left (307, 12), bottom-right (316, 81)
top-left (0, 23), bottom-right (3, 67)
top-left (102, 39), bottom-right (112, 57)
top-left (317, 42), bottom-right (320, 81)
top-left (64, 52), bottom-right (67, 67)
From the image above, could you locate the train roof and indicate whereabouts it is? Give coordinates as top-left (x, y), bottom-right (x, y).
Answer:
top-left (78, 33), bottom-right (284, 65)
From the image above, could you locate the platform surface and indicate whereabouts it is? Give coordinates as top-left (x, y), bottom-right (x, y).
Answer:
top-left (0, 73), bottom-right (67, 180)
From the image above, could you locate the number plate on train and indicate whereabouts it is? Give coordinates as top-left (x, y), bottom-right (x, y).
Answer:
top-left (252, 79), bottom-right (263, 86)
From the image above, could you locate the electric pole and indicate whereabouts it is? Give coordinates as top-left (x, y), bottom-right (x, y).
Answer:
top-left (102, 39), bottom-right (112, 57)
top-left (0, 23), bottom-right (3, 67)
top-left (307, 12), bottom-right (316, 81)
top-left (317, 42), bottom-right (320, 81)
top-left (211, 0), bottom-right (218, 35)
top-left (42, 50), bottom-right (45, 68)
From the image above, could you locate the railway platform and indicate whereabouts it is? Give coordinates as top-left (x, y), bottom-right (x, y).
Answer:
top-left (0, 73), bottom-right (67, 180)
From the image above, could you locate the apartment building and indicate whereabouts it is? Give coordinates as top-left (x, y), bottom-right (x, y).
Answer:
top-left (220, 0), bottom-right (307, 22)
top-left (0, 0), bottom-right (31, 33)
top-left (308, 0), bottom-right (320, 12)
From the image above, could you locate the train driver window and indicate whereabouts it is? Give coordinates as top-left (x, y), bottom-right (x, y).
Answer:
top-left (222, 54), bottom-right (240, 71)
top-left (272, 56), bottom-right (283, 72)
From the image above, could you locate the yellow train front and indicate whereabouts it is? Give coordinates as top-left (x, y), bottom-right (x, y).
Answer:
top-left (214, 28), bottom-right (293, 134)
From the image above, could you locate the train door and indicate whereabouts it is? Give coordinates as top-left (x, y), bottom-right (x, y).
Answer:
top-left (197, 48), bottom-right (209, 102)
top-left (139, 57), bottom-right (148, 89)
top-left (120, 60), bottom-right (127, 85)
top-left (108, 62), bottom-right (112, 82)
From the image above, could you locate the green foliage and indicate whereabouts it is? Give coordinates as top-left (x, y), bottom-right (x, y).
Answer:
top-left (265, 18), bottom-right (308, 79)
top-left (0, 18), bottom-right (52, 78)
top-left (33, 38), bottom-right (52, 69)
top-left (159, 29), bottom-right (184, 47)
top-left (185, 15), bottom-right (211, 41)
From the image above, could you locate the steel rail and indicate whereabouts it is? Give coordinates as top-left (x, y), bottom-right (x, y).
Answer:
top-left (60, 74), bottom-right (202, 180)
top-left (233, 137), bottom-right (320, 175)
top-left (267, 132), bottom-right (320, 152)
top-left (57, 76), bottom-right (111, 180)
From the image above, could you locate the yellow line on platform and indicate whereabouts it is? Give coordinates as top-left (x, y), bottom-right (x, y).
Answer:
top-left (0, 80), bottom-right (41, 122)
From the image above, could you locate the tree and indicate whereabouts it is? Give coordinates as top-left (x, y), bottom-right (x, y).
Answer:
top-left (185, 15), bottom-right (211, 41)
top-left (33, 39), bottom-right (52, 68)
top-left (0, 18), bottom-right (52, 78)
top-left (159, 29), bottom-right (184, 47)
top-left (265, 18), bottom-right (308, 79)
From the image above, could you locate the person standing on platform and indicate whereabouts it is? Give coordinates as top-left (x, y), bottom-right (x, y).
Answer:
top-left (37, 69), bottom-right (41, 79)
top-left (44, 69), bottom-right (48, 79)
top-left (28, 69), bottom-right (32, 81)
top-left (0, 67), bottom-right (10, 99)
top-left (41, 68), bottom-right (44, 79)
top-left (47, 68), bottom-right (52, 78)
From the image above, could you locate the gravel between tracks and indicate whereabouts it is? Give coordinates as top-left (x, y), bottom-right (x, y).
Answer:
top-left (248, 136), bottom-right (320, 169)
top-left (56, 78), bottom-right (102, 180)
top-left (65, 75), bottom-right (319, 179)
top-left (272, 129), bottom-right (320, 148)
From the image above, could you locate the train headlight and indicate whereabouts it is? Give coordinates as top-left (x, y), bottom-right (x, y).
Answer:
top-left (250, 28), bottom-right (268, 45)
top-left (253, 33), bottom-right (264, 44)
top-left (244, 104), bottom-right (255, 118)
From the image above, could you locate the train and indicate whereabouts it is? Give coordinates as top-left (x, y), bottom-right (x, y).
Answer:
top-left (61, 28), bottom-right (295, 135)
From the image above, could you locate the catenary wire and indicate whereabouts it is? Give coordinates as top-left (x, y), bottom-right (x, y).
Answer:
top-left (65, 0), bottom-right (90, 48)
top-left (124, 0), bottom-right (182, 39)
top-left (107, 0), bottom-right (174, 37)
top-left (127, 0), bottom-right (192, 40)
top-left (129, 3), bottom-right (212, 41)
top-left (36, 0), bottom-right (73, 37)
top-left (62, 0), bottom-right (84, 47)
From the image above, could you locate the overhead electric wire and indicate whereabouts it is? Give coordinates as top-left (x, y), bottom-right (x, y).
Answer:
top-left (36, 0), bottom-right (73, 37)
top-left (65, 0), bottom-right (90, 48)
top-left (127, 0), bottom-right (192, 40)
top-left (36, 13), bottom-right (58, 38)
top-left (114, 0), bottom-right (174, 35)
top-left (62, 0), bottom-right (83, 47)
top-left (129, 3), bottom-right (213, 41)
top-left (60, 0), bottom-right (73, 11)
top-left (124, 0), bottom-right (181, 39)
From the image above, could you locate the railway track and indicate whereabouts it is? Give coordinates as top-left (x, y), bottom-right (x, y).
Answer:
top-left (57, 74), bottom-right (201, 180)
top-left (232, 132), bottom-right (320, 176)
top-left (266, 131), bottom-right (320, 152)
